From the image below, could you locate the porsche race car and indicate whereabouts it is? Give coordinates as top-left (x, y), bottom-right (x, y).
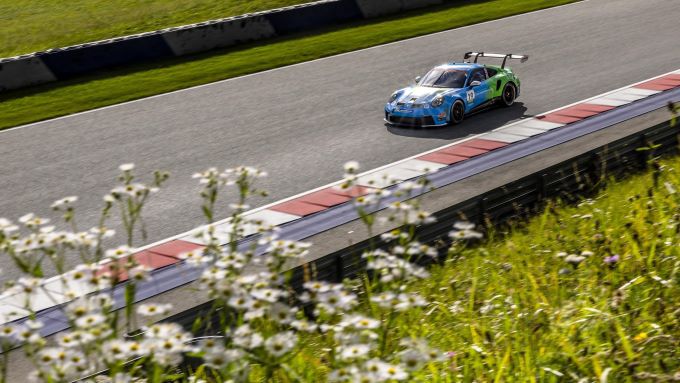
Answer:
top-left (385, 52), bottom-right (528, 127)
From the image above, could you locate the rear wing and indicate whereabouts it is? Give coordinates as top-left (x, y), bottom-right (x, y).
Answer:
top-left (463, 52), bottom-right (529, 69)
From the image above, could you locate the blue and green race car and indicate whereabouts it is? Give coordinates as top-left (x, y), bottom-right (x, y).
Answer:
top-left (385, 52), bottom-right (528, 127)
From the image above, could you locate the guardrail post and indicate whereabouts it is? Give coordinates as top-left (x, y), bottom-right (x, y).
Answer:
top-left (592, 152), bottom-right (604, 184)
top-left (334, 254), bottom-right (344, 282)
top-left (478, 197), bottom-right (488, 226)
top-left (638, 133), bottom-right (650, 169)
top-left (537, 173), bottom-right (547, 202)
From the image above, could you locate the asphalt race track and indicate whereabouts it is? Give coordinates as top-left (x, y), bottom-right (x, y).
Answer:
top-left (0, 0), bottom-right (678, 281)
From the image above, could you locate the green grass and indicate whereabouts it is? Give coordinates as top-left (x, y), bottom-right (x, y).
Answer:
top-left (0, 0), bottom-right (312, 58)
top-left (0, 0), bottom-right (577, 130)
top-left (290, 155), bottom-right (680, 381)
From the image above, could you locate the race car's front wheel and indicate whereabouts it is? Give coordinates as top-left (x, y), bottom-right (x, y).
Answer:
top-left (450, 100), bottom-right (465, 125)
top-left (501, 83), bottom-right (516, 107)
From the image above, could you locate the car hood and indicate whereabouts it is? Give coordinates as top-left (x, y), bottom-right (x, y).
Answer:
top-left (393, 86), bottom-right (457, 104)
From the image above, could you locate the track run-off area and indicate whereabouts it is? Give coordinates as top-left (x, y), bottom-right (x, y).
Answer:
top-left (1, 0), bottom-right (679, 281)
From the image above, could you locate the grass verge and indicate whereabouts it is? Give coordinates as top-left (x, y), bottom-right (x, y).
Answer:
top-left (0, 0), bottom-right (577, 130)
top-left (0, 0), bottom-right (312, 58)
top-left (291, 155), bottom-right (680, 381)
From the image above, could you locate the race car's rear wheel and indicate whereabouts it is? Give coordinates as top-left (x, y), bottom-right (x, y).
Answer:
top-left (501, 83), bottom-right (516, 107)
top-left (450, 100), bottom-right (465, 125)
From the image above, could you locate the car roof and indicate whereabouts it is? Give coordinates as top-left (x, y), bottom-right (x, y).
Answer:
top-left (434, 63), bottom-right (485, 71)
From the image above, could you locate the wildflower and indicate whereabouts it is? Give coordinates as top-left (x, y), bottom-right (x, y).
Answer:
top-left (204, 347), bottom-right (244, 370)
top-left (264, 331), bottom-right (297, 357)
top-left (449, 301), bottom-right (464, 314)
top-left (119, 163), bottom-right (135, 172)
top-left (0, 218), bottom-right (18, 235)
top-left (344, 161), bottom-right (360, 174)
top-left (380, 229), bottom-right (401, 242)
top-left (564, 254), bottom-right (586, 266)
top-left (89, 226), bottom-right (115, 238)
top-left (105, 245), bottom-right (133, 259)
top-left (581, 250), bottom-right (594, 257)
top-left (394, 293), bottom-right (427, 311)
top-left (228, 294), bottom-right (253, 310)
top-left (397, 181), bottom-right (418, 193)
top-left (370, 292), bottom-right (397, 309)
top-left (664, 181), bottom-right (676, 194)
top-left (75, 314), bottom-right (106, 329)
top-left (269, 302), bottom-right (297, 324)
top-left (347, 315), bottom-right (380, 330)
top-left (137, 303), bottom-right (172, 317)
top-left (291, 319), bottom-right (318, 332)
top-left (328, 366), bottom-right (359, 382)
top-left (399, 349), bottom-right (428, 370)
top-left (372, 359), bottom-right (409, 381)
top-left (0, 325), bottom-right (18, 340)
top-left (111, 373), bottom-right (133, 383)
top-left (471, 344), bottom-right (485, 354)
top-left (129, 265), bottom-right (151, 281)
top-left (232, 324), bottom-right (263, 349)
top-left (251, 287), bottom-right (286, 303)
top-left (12, 277), bottom-right (42, 295)
top-left (604, 254), bottom-right (620, 265)
top-left (542, 367), bottom-right (564, 377)
top-left (303, 280), bottom-right (335, 294)
top-left (229, 203), bottom-right (250, 211)
top-left (51, 196), bottom-right (78, 210)
top-left (179, 249), bottom-right (211, 266)
top-left (338, 344), bottom-right (372, 360)
top-left (405, 209), bottom-right (436, 225)
top-left (453, 221), bottom-right (475, 230)
top-left (101, 340), bottom-right (133, 363)
top-left (18, 213), bottom-right (34, 224)
top-left (449, 221), bottom-right (483, 240)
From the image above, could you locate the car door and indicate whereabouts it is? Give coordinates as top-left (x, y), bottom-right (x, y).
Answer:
top-left (465, 68), bottom-right (490, 111)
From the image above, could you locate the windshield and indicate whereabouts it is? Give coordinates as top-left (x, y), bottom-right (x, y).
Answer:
top-left (420, 68), bottom-right (467, 88)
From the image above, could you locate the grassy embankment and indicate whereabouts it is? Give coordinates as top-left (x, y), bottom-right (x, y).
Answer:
top-left (287, 155), bottom-right (680, 381)
top-left (0, 0), bottom-right (577, 130)
top-left (0, 0), bottom-right (312, 58)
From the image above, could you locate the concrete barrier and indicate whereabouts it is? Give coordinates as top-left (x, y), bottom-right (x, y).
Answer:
top-left (354, 0), bottom-right (443, 18)
top-left (402, 0), bottom-right (443, 11)
top-left (162, 16), bottom-right (276, 56)
top-left (39, 34), bottom-right (174, 79)
top-left (0, 55), bottom-right (57, 91)
top-left (0, 0), bottom-right (445, 92)
top-left (264, 0), bottom-right (363, 34)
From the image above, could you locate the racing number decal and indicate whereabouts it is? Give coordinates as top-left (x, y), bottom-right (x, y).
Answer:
top-left (466, 89), bottom-right (475, 103)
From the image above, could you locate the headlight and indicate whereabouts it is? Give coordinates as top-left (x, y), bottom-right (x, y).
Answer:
top-left (389, 92), bottom-right (399, 103)
top-left (431, 95), bottom-right (444, 107)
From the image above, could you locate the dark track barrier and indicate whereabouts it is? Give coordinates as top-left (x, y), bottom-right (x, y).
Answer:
top-left (0, 0), bottom-right (443, 92)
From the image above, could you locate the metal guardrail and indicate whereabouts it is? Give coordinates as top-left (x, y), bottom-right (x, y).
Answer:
top-left (62, 109), bottom-right (679, 382)
top-left (165, 115), bottom-right (679, 334)
top-left (11, 87), bottom-right (679, 341)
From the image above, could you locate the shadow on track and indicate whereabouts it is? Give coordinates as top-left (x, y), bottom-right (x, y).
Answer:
top-left (386, 103), bottom-right (530, 140)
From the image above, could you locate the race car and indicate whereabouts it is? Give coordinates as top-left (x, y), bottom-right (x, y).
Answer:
top-left (384, 52), bottom-right (528, 127)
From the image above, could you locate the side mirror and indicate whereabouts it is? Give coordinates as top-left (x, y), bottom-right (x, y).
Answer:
top-left (415, 76), bottom-right (421, 84)
top-left (469, 80), bottom-right (481, 87)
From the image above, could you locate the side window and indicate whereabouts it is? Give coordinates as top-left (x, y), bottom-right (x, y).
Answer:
top-left (469, 69), bottom-right (486, 84)
top-left (486, 67), bottom-right (498, 77)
